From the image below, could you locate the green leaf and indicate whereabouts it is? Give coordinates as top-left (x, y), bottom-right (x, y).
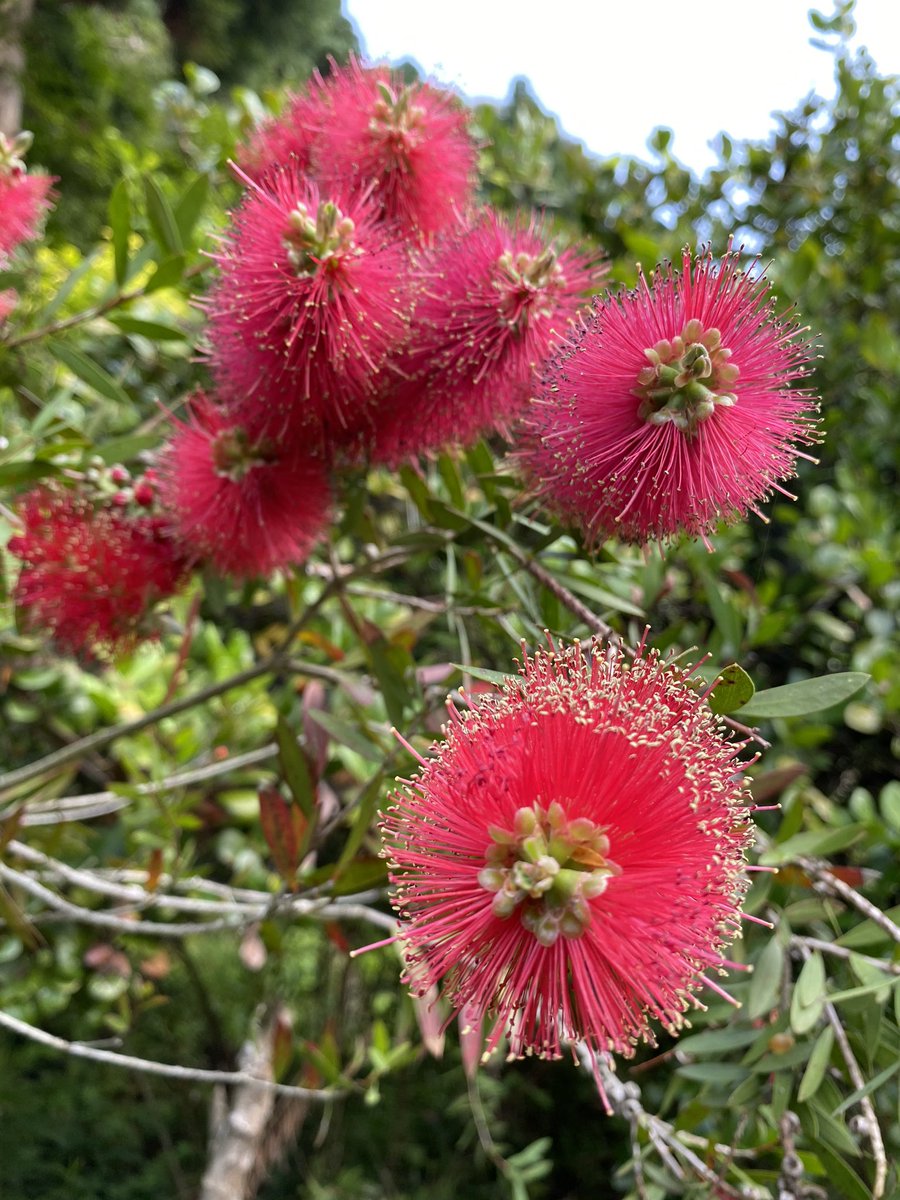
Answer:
top-left (748, 939), bottom-right (784, 1019)
top-left (814, 1148), bottom-right (871, 1200)
top-left (49, 343), bottom-right (130, 407)
top-left (708, 663), bottom-right (755, 715)
top-left (675, 1027), bottom-right (760, 1055)
top-left (108, 315), bottom-right (187, 341)
top-left (823, 976), bottom-right (900, 1006)
top-left (367, 639), bottom-right (412, 729)
top-left (879, 780), bottom-right (900, 832)
top-left (275, 717), bottom-right (316, 821)
top-left (95, 433), bottom-right (161, 464)
top-left (734, 673), bottom-right (869, 719)
top-left (451, 663), bottom-right (513, 687)
top-left (336, 774), bottom-right (385, 872)
top-left (305, 710), bottom-right (383, 763)
top-left (329, 856), bottom-right (388, 896)
top-left (791, 953), bottom-right (825, 1034)
top-left (143, 254), bottom-right (186, 293)
top-left (108, 179), bottom-right (131, 287)
top-left (797, 1026), bottom-right (834, 1102)
top-left (832, 1056), bottom-right (900, 1116)
top-left (675, 1062), bottom-right (749, 1085)
top-left (0, 460), bottom-right (60, 487)
top-left (143, 175), bottom-right (184, 256)
top-left (174, 173), bottom-right (210, 242)
top-left (835, 905), bottom-right (900, 948)
top-left (759, 822), bottom-right (866, 865)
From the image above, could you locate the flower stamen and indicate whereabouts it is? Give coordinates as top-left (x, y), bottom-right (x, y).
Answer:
top-left (634, 318), bottom-right (740, 435)
top-left (282, 200), bottom-right (358, 276)
top-left (478, 800), bottom-right (620, 946)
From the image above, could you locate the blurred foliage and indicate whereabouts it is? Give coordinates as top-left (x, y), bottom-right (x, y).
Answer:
top-left (0, 2), bottom-right (898, 1198)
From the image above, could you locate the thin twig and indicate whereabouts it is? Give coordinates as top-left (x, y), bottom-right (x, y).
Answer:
top-left (0, 1009), bottom-right (344, 1100)
top-left (791, 935), bottom-right (900, 976)
top-left (0, 544), bottom-right (414, 797)
top-left (797, 943), bottom-right (888, 1199)
top-left (575, 1045), bottom-right (768, 1199)
top-left (1, 262), bottom-right (208, 351)
top-left (797, 857), bottom-right (900, 945)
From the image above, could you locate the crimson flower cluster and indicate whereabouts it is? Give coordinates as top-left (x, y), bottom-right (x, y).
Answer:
top-left (0, 131), bottom-right (55, 321)
top-left (9, 485), bottom-right (187, 659)
top-left (382, 638), bottom-right (753, 1063)
top-left (518, 246), bottom-right (821, 546)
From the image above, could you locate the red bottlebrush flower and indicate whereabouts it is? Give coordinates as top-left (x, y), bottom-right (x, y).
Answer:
top-left (237, 86), bottom-right (325, 177)
top-left (159, 393), bottom-right (332, 579)
top-left (205, 166), bottom-right (412, 447)
top-left (369, 209), bottom-right (602, 465)
top-left (314, 56), bottom-right (476, 241)
top-left (381, 638), bottom-right (752, 1064)
top-left (0, 132), bottom-right (55, 260)
top-left (518, 246), bottom-right (821, 547)
top-left (9, 487), bottom-right (186, 659)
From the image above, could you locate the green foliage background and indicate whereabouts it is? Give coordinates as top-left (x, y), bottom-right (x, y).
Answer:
top-left (0, 3), bottom-right (898, 1198)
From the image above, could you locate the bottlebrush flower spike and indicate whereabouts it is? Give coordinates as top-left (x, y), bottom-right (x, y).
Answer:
top-left (159, 393), bottom-right (332, 579)
top-left (381, 637), bottom-right (753, 1065)
top-left (8, 486), bottom-right (186, 659)
top-left (313, 56), bottom-right (476, 241)
top-left (0, 131), bottom-right (55, 260)
top-left (204, 165), bottom-right (412, 447)
top-left (369, 209), bottom-right (602, 465)
top-left (518, 246), bottom-right (820, 547)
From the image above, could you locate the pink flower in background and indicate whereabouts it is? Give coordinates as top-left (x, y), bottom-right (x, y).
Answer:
top-left (382, 638), bottom-right (752, 1063)
top-left (159, 393), bottom-right (332, 579)
top-left (9, 487), bottom-right (186, 659)
top-left (369, 210), bottom-right (602, 465)
top-left (205, 166), bottom-right (411, 448)
top-left (315, 56), bottom-right (476, 241)
top-left (518, 246), bottom-right (820, 546)
top-left (237, 85), bottom-right (325, 177)
top-left (0, 132), bottom-right (55, 260)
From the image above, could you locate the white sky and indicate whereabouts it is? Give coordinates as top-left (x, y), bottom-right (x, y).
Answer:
top-left (343, 0), bottom-right (900, 175)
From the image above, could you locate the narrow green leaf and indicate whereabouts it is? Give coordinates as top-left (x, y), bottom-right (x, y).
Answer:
top-left (49, 343), bottom-right (130, 407)
top-left (748, 938), bottom-right (784, 1019)
top-left (814, 1148), bottom-right (871, 1200)
top-left (399, 465), bottom-right (433, 520)
top-left (880, 780), bottom-right (900, 832)
top-left (275, 717), bottom-right (315, 820)
top-left (734, 672), bottom-right (869, 719)
top-left (329, 857), bottom-right (388, 896)
top-left (797, 1026), bottom-right (834, 1102)
top-left (95, 433), bottom-right (161, 464)
top-left (336, 774), bottom-right (385, 871)
top-left (675, 1062), bottom-right (749, 1085)
top-left (832, 1056), bottom-right (900, 1116)
top-left (759, 822), bottom-right (866, 865)
top-left (305, 710), bottom-right (383, 763)
top-left (143, 254), bottom-right (185, 293)
top-left (0, 460), bottom-right (60, 486)
top-left (674, 1027), bottom-right (760, 1055)
top-left (835, 904), bottom-right (900, 948)
top-left (143, 175), bottom-right (184, 256)
top-left (708, 663), bottom-right (756, 715)
top-left (368, 639), bottom-right (412, 729)
top-left (108, 315), bottom-right (187, 341)
top-left (791, 953), bottom-right (825, 1034)
top-left (36, 250), bottom-right (101, 321)
top-left (824, 976), bottom-right (900, 1006)
top-left (451, 663), bottom-right (513, 687)
top-left (108, 179), bottom-right (131, 287)
top-left (174, 173), bottom-right (210, 242)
